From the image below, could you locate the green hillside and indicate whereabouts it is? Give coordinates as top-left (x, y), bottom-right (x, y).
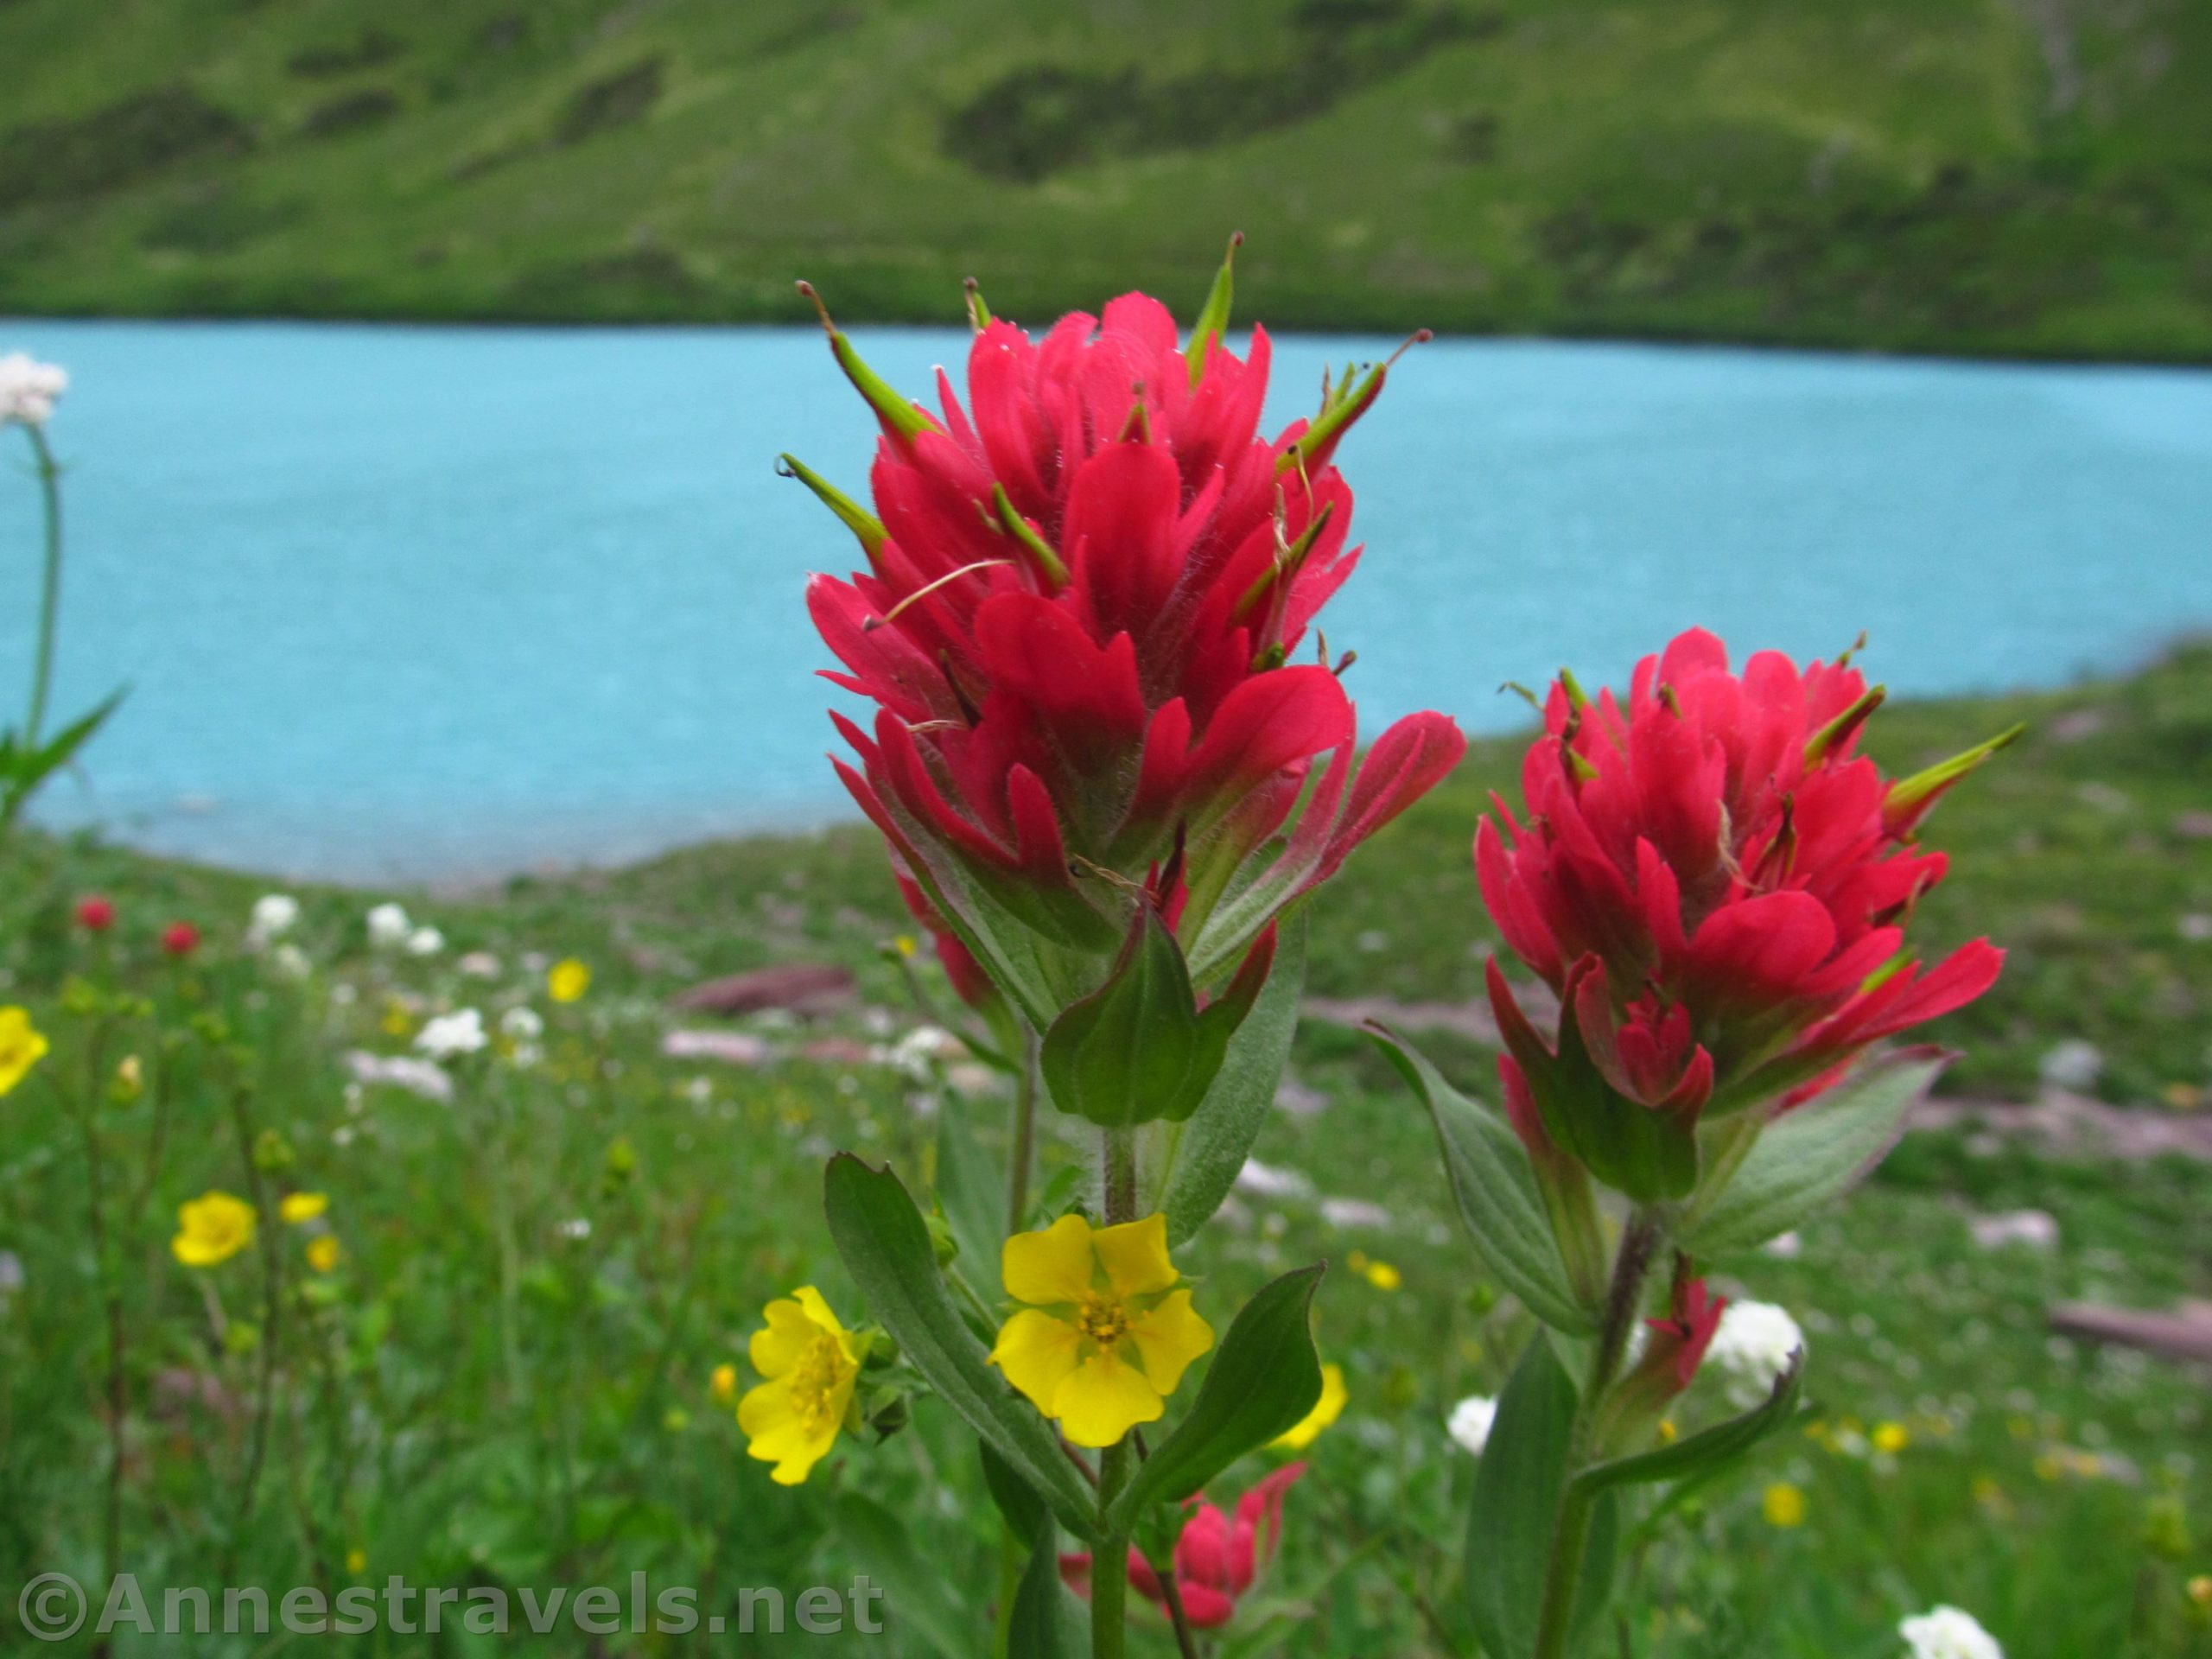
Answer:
top-left (4, 0), bottom-right (2212, 357)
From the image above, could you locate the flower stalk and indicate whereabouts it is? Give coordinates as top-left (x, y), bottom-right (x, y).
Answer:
top-left (21, 423), bottom-right (63, 754)
top-left (1531, 1211), bottom-right (1662, 1659)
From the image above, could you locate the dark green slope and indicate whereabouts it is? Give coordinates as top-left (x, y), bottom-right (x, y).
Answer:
top-left (3, 0), bottom-right (2210, 356)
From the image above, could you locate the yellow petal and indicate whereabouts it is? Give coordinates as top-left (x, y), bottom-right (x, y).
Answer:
top-left (1124, 1288), bottom-right (1214, 1397)
top-left (988, 1308), bottom-right (1081, 1414)
top-left (791, 1286), bottom-right (858, 1361)
top-left (1272, 1362), bottom-right (1347, 1451)
top-left (1002, 1213), bottom-right (1098, 1307)
top-left (1052, 1348), bottom-right (1164, 1449)
top-left (738, 1380), bottom-right (838, 1485)
top-left (1091, 1213), bottom-right (1179, 1299)
top-left (749, 1298), bottom-right (823, 1379)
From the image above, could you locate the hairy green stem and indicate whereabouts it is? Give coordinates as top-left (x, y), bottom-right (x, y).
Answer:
top-left (1090, 1125), bottom-right (1141, 1659)
top-left (1531, 1210), bottom-right (1662, 1659)
top-left (1093, 1438), bottom-right (1132, 1659)
top-left (1007, 1028), bottom-right (1039, 1232)
top-left (21, 423), bottom-right (63, 753)
top-left (221, 1084), bottom-right (283, 1582)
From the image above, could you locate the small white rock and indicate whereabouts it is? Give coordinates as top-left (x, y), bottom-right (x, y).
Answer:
top-left (2037, 1039), bottom-right (2103, 1092)
top-left (1969, 1210), bottom-right (2060, 1251)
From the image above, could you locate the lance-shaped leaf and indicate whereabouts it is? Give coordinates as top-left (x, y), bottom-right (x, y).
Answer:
top-left (823, 1154), bottom-right (1098, 1541)
top-left (1, 686), bottom-right (125, 812)
top-left (1681, 1046), bottom-right (1950, 1256)
top-left (1367, 1023), bottom-right (1598, 1334)
top-left (1465, 1337), bottom-right (1618, 1659)
top-left (1103, 1264), bottom-right (1323, 1535)
top-left (1575, 1352), bottom-right (1806, 1497)
top-left (1159, 916), bottom-right (1306, 1247)
top-left (1041, 910), bottom-right (1274, 1129)
top-left (933, 1086), bottom-right (1009, 1299)
top-left (982, 1446), bottom-right (1082, 1659)
top-left (833, 1495), bottom-right (970, 1659)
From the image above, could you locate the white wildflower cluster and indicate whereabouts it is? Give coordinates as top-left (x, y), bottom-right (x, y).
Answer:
top-left (416, 1008), bottom-right (486, 1060)
top-left (1706, 1300), bottom-right (1807, 1409)
top-left (247, 893), bottom-right (299, 948)
top-left (1899, 1606), bottom-right (2004, 1659)
top-left (0, 353), bottom-right (67, 428)
top-left (365, 900), bottom-right (442, 957)
top-left (367, 903), bottom-right (412, 950)
top-left (499, 1005), bottom-right (543, 1067)
top-left (1447, 1395), bottom-right (1497, 1456)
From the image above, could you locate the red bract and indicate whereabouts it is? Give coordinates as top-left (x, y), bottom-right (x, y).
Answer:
top-left (1061, 1464), bottom-right (1303, 1630)
top-left (801, 264), bottom-right (1464, 1025)
top-left (75, 895), bottom-right (116, 932)
top-left (893, 872), bottom-right (998, 1013)
top-left (1478, 629), bottom-right (2006, 1117)
top-left (1642, 1275), bottom-right (1727, 1393)
top-left (160, 921), bottom-right (200, 958)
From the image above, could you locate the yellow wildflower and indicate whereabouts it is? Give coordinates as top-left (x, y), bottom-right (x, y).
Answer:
top-left (113, 1055), bottom-right (143, 1102)
top-left (173, 1192), bottom-right (256, 1267)
top-left (988, 1212), bottom-right (1215, 1449)
top-left (1363, 1260), bottom-right (1403, 1293)
top-left (549, 958), bottom-right (591, 1003)
top-left (1273, 1362), bottom-right (1347, 1452)
top-left (739, 1287), bottom-right (861, 1485)
top-left (281, 1192), bottom-right (328, 1225)
top-left (346, 1549), bottom-right (367, 1576)
top-left (0, 1007), bottom-right (49, 1096)
top-left (2189, 1575), bottom-right (2211, 1609)
top-left (1762, 1483), bottom-right (1806, 1529)
top-left (380, 1002), bottom-right (414, 1039)
top-left (305, 1236), bottom-right (341, 1273)
top-left (893, 934), bottom-right (918, 957)
top-left (1872, 1421), bottom-right (1911, 1455)
top-left (1658, 1419), bottom-right (1679, 1444)
top-left (710, 1362), bottom-right (739, 1406)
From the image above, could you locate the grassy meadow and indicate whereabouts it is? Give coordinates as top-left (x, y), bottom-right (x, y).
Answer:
top-left (1, 640), bottom-right (2209, 1654)
top-left (3, 0), bottom-right (2211, 358)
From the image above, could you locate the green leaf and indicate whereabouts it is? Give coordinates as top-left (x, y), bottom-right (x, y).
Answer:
top-left (1681, 1048), bottom-right (1949, 1256)
top-left (1465, 1337), bottom-right (1590, 1659)
top-left (1040, 907), bottom-right (1267, 1128)
top-left (1368, 1025), bottom-right (1597, 1334)
top-left (822, 1154), bottom-right (1098, 1541)
top-left (1159, 916), bottom-right (1307, 1247)
top-left (982, 1446), bottom-right (1082, 1659)
top-left (1574, 1354), bottom-right (1806, 1497)
top-left (1103, 1264), bottom-right (1324, 1535)
top-left (2, 686), bottom-right (124, 809)
top-left (833, 1495), bottom-right (971, 1659)
top-left (933, 1087), bottom-right (1008, 1299)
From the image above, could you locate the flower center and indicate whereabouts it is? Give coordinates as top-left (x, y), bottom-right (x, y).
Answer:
top-left (787, 1334), bottom-right (848, 1430)
top-left (1075, 1292), bottom-right (1130, 1347)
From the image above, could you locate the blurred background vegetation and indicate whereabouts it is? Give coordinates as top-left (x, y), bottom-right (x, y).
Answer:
top-left (3, 0), bottom-right (2210, 355)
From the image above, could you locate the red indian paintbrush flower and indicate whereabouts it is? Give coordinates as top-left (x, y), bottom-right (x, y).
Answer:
top-left (1479, 630), bottom-right (2008, 1188)
top-left (160, 921), bottom-right (200, 958)
top-left (1061, 1463), bottom-right (1304, 1630)
top-left (75, 894), bottom-right (116, 932)
top-left (799, 253), bottom-right (1464, 1029)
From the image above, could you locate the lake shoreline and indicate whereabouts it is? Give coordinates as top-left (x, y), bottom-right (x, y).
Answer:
top-left (10, 301), bottom-right (2212, 372)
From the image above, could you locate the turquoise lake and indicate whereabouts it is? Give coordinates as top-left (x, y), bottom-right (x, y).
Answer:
top-left (2, 318), bottom-right (2209, 882)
